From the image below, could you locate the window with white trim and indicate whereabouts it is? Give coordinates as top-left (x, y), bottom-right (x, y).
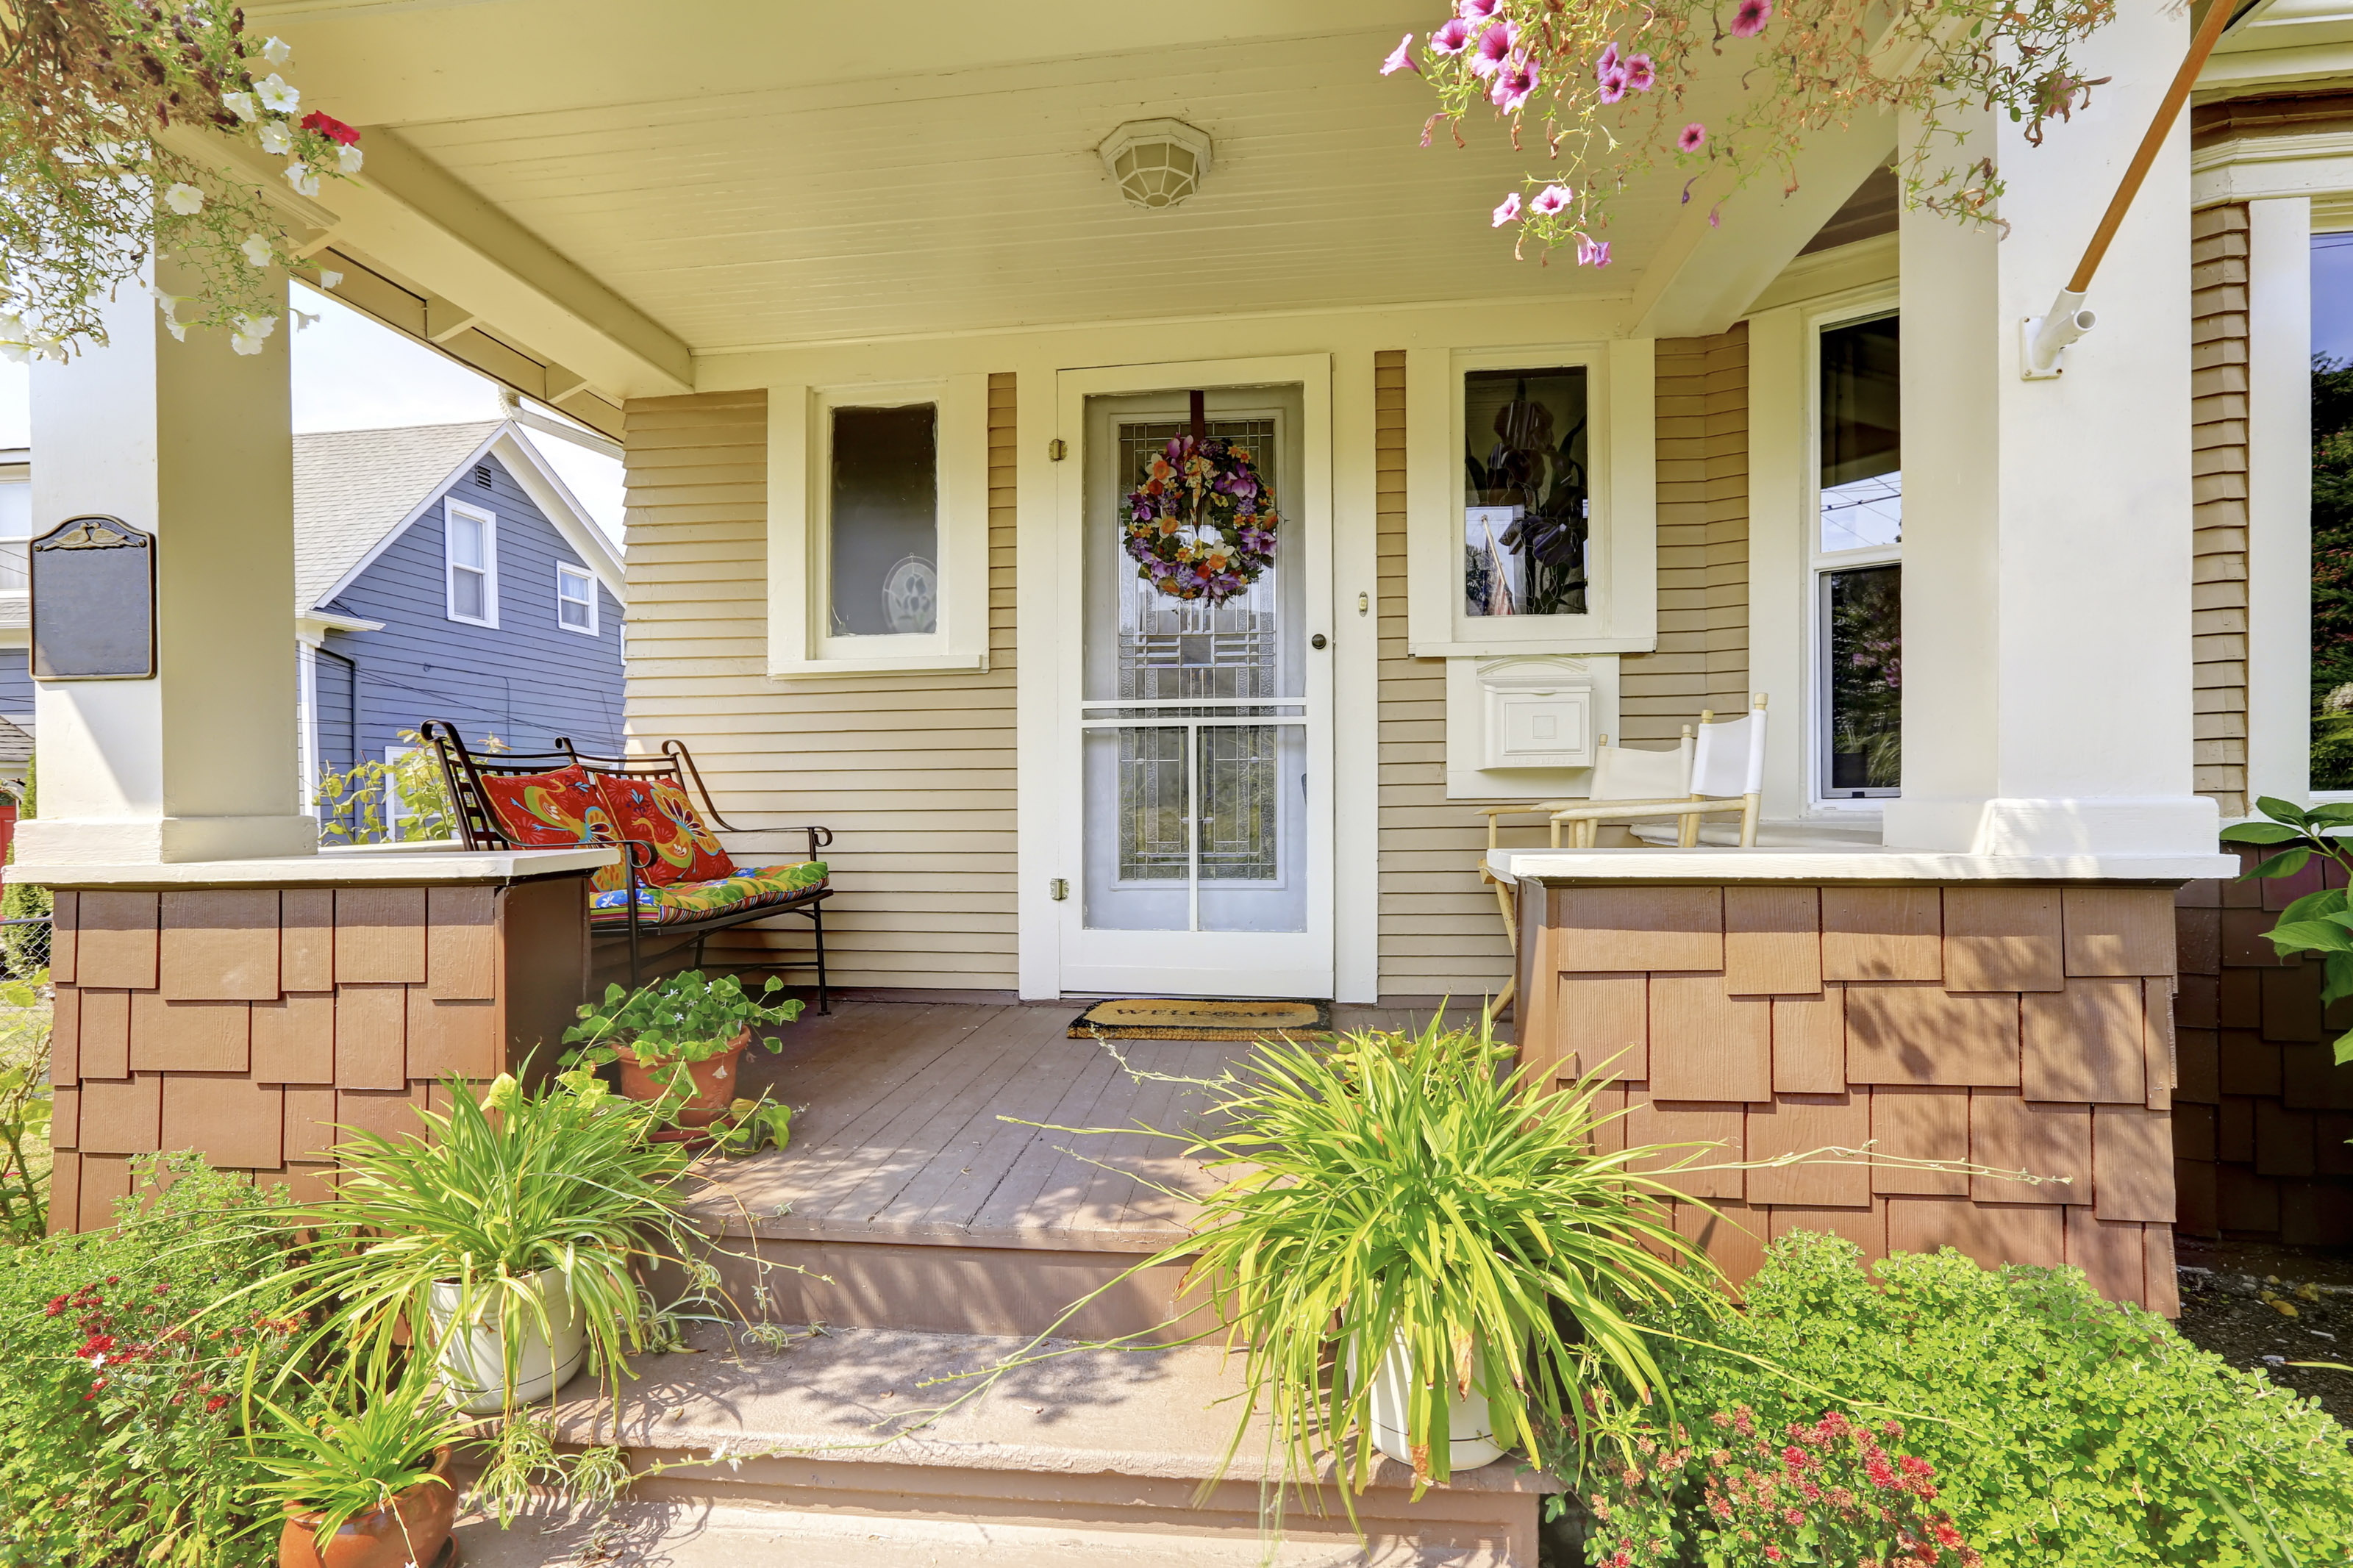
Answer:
top-left (0, 470), bottom-right (29, 595)
top-left (1811, 309), bottom-right (1901, 801)
top-left (444, 499), bottom-right (497, 627)
top-left (555, 562), bottom-right (598, 635)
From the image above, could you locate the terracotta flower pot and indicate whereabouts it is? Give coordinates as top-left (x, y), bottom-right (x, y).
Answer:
top-left (278, 1445), bottom-right (457, 1568)
top-left (614, 1029), bottom-right (750, 1127)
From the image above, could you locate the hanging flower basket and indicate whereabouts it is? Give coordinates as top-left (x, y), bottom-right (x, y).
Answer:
top-left (1122, 433), bottom-right (1279, 606)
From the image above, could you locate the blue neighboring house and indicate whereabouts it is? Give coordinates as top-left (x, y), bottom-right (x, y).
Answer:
top-left (295, 420), bottom-right (626, 832)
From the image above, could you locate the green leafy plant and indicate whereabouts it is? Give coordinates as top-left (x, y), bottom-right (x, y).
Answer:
top-left (244, 1368), bottom-right (471, 1547)
top-left (261, 1070), bottom-right (694, 1514)
top-left (0, 1156), bottom-right (316, 1568)
top-left (0, 2), bottom-right (367, 357)
top-left (0, 971), bottom-right (51, 1242)
top-left (1574, 1231), bottom-right (2353, 1567)
top-left (2218, 794), bottom-right (2353, 1064)
top-left (1090, 1015), bottom-right (1725, 1502)
top-left (560, 970), bottom-right (804, 1123)
top-left (313, 727), bottom-right (496, 846)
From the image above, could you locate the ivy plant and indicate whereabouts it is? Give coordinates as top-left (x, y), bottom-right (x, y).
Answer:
top-left (2218, 795), bottom-right (2353, 1064)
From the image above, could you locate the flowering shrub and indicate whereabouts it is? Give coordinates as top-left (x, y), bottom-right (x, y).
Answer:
top-left (1553, 1232), bottom-right (2353, 1567)
top-left (1581, 1399), bottom-right (1978, 1567)
top-left (0, 1156), bottom-right (318, 1568)
top-left (1382, 0), bottom-right (2118, 263)
top-left (0, 2), bottom-right (364, 359)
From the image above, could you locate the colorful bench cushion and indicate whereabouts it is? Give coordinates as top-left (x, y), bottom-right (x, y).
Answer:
top-left (594, 773), bottom-right (735, 887)
top-left (479, 765), bottom-right (613, 849)
top-left (588, 861), bottom-right (829, 928)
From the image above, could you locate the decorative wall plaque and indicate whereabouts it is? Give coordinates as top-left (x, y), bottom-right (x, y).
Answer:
top-left (30, 515), bottom-right (157, 680)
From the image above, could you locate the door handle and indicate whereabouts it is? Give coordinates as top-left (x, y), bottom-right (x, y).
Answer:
top-left (1310, 634), bottom-right (1328, 651)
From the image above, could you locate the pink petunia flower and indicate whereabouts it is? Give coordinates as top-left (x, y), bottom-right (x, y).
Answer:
top-left (1380, 33), bottom-right (1420, 75)
top-left (1577, 236), bottom-right (1612, 266)
top-left (1678, 121), bottom-right (1708, 152)
top-left (1460, 0), bottom-right (1502, 19)
top-left (1431, 18), bottom-right (1471, 54)
top-left (1597, 65), bottom-right (1628, 103)
top-left (1730, 0), bottom-right (1772, 37)
top-left (1597, 40), bottom-right (1621, 74)
top-left (1492, 190), bottom-right (1522, 227)
top-left (1624, 52), bottom-right (1656, 90)
top-left (1529, 183), bottom-right (1571, 217)
top-left (1490, 57), bottom-right (1538, 112)
top-left (1471, 21), bottom-right (1516, 76)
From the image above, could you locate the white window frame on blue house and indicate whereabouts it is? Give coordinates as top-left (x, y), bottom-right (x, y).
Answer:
top-left (555, 561), bottom-right (599, 636)
top-left (444, 498), bottom-right (499, 628)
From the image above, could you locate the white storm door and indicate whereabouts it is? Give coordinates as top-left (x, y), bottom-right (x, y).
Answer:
top-left (1054, 359), bottom-right (1333, 998)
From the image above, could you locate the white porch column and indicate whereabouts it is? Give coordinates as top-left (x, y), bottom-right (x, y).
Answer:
top-left (2245, 196), bottom-right (2313, 808)
top-left (19, 268), bottom-right (311, 864)
top-left (1883, 3), bottom-right (2217, 856)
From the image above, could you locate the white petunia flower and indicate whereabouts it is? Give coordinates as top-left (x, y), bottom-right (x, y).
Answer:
top-left (230, 329), bottom-right (265, 356)
top-left (258, 120), bottom-right (292, 155)
top-left (221, 90), bottom-right (257, 123)
top-left (337, 143), bottom-right (363, 175)
top-left (163, 317), bottom-right (187, 343)
top-left (238, 313), bottom-right (279, 340)
top-left (240, 234), bottom-right (274, 267)
top-left (162, 182), bottom-right (204, 215)
top-left (317, 268), bottom-right (343, 290)
top-left (283, 162), bottom-right (320, 198)
top-left (262, 35), bottom-right (293, 65)
top-left (255, 74), bottom-right (299, 115)
top-left (292, 309), bottom-right (320, 332)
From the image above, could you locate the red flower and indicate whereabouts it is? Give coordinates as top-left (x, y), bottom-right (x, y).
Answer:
top-left (300, 110), bottom-right (361, 146)
top-left (43, 1294), bottom-right (67, 1317)
top-left (76, 1333), bottom-right (117, 1361)
top-left (204, 1394), bottom-right (230, 1414)
top-left (1865, 1454), bottom-right (1898, 1489)
top-left (1763, 1550), bottom-right (1783, 1564)
top-left (1899, 1455), bottom-right (1933, 1478)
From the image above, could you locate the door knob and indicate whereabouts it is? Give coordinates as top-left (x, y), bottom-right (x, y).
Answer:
top-left (1310, 634), bottom-right (1328, 650)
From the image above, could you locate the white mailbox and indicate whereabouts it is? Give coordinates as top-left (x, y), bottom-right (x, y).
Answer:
top-left (1478, 658), bottom-right (1596, 770)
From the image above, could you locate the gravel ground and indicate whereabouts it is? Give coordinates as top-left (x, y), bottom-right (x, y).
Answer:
top-left (2173, 1239), bottom-right (2353, 1427)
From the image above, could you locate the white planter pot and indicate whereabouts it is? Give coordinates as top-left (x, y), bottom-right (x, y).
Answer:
top-left (1354, 1334), bottom-right (1509, 1472)
top-left (425, 1267), bottom-right (587, 1417)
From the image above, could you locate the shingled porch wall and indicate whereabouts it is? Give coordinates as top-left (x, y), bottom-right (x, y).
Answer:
top-left (1515, 881), bottom-right (2182, 1314)
top-left (43, 870), bottom-right (592, 1233)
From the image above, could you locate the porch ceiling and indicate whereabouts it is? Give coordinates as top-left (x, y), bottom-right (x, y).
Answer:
top-left (254, 0), bottom-right (1868, 357)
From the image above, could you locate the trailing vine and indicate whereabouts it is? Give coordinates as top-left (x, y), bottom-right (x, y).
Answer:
top-left (1382, 0), bottom-right (2121, 263)
top-left (0, 1), bottom-right (362, 359)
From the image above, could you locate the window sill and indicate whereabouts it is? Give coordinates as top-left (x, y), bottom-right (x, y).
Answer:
top-left (769, 651), bottom-right (990, 679)
top-left (1410, 634), bottom-right (1654, 659)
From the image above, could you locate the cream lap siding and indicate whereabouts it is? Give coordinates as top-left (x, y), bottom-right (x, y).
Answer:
top-left (2191, 203), bottom-right (2252, 820)
top-left (1618, 325), bottom-right (1749, 741)
top-left (621, 378), bottom-right (1020, 989)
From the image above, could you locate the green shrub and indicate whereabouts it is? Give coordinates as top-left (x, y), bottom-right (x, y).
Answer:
top-left (1572, 1232), bottom-right (2353, 1567)
top-left (0, 1156), bottom-right (316, 1568)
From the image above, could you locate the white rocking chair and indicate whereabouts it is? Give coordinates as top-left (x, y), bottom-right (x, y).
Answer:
top-left (1548, 694), bottom-right (1769, 849)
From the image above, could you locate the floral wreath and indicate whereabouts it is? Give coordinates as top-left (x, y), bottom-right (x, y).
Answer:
top-left (1122, 434), bottom-right (1279, 605)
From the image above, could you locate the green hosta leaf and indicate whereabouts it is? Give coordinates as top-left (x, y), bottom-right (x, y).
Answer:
top-left (2335, 1028), bottom-right (2353, 1068)
top-left (2278, 888), bottom-right (2350, 926)
top-left (2323, 953), bottom-right (2353, 1011)
top-left (2257, 795), bottom-right (2314, 826)
top-left (2306, 802), bottom-right (2353, 828)
top-left (2249, 848), bottom-right (2314, 879)
top-left (2266, 918), bottom-right (2353, 954)
top-left (2221, 821), bottom-right (2304, 845)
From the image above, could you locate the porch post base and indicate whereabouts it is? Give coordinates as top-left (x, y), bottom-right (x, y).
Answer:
top-left (1881, 795), bottom-right (2222, 859)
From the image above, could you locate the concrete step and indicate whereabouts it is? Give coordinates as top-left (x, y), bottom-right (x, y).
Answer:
top-left (530, 1324), bottom-right (1557, 1566)
top-left (454, 1498), bottom-right (1468, 1567)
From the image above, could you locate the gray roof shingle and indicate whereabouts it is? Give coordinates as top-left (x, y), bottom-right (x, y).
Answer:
top-left (293, 421), bottom-right (503, 612)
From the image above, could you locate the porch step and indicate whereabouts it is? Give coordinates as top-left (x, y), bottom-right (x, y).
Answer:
top-left (531, 1324), bottom-right (1555, 1566)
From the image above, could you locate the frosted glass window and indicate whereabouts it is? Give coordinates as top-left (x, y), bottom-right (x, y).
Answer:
top-left (1463, 367), bottom-right (1589, 617)
top-left (829, 404), bottom-right (938, 637)
top-left (1818, 315), bottom-right (1902, 552)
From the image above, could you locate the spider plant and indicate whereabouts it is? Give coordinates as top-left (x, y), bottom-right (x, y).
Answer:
top-left (1146, 1013), bottom-right (1723, 1500)
top-left (268, 1069), bottom-right (692, 1414)
top-left (244, 1368), bottom-right (473, 1547)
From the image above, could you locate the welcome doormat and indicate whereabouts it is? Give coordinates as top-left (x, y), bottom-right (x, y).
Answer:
top-left (1068, 997), bottom-right (1333, 1041)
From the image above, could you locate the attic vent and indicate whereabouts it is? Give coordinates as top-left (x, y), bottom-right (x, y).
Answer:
top-left (473, 464), bottom-right (493, 489)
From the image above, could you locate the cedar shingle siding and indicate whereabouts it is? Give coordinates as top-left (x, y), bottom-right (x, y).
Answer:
top-left (2191, 203), bottom-right (2252, 818)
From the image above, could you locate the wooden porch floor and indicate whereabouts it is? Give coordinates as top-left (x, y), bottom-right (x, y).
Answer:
top-left (696, 1000), bottom-right (1473, 1254)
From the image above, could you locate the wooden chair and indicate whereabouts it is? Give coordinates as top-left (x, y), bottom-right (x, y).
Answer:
top-left (1548, 695), bottom-right (1769, 850)
top-left (424, 723), bottom-right (836, 1008)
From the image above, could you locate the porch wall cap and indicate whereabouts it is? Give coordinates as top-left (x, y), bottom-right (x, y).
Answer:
top-left (1490, 847), bottom-right (2240, 884)
top-left (2, 843), bottom-right (618, 889)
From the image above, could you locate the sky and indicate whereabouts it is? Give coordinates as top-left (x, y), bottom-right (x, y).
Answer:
top-left (0, 285), bottom-right (625, 543)
top-left (2317, 232), bottom-right (2353, 365)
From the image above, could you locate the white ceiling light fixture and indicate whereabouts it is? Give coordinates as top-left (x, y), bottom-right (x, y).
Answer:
top-left (1099, 118), bottom-right (1214, 211)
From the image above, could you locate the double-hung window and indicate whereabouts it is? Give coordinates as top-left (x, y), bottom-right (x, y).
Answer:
top-left (556, 562), bottom-right (598, 634)
top-left (1812, 310), bottom-right (1901, 801)
top-left (445, 499), bottom-right (497, 627)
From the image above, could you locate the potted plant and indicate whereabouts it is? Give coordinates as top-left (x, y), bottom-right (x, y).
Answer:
top-left (248, 1373), bottom-right (473, 1568)
top-left (274, 1071), bottom-right (692, 1422)
top-left (560, 970), bottom-right (803, 1129)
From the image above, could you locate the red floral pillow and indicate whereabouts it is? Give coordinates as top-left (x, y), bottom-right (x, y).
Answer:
top-left (478, 765), bottom-right (612, 849)
top-left (594, 773), bottom-right (735, 887)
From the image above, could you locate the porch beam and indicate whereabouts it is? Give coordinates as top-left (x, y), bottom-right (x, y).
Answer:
top-left (1627, 118), bottom-right (1897, 340)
